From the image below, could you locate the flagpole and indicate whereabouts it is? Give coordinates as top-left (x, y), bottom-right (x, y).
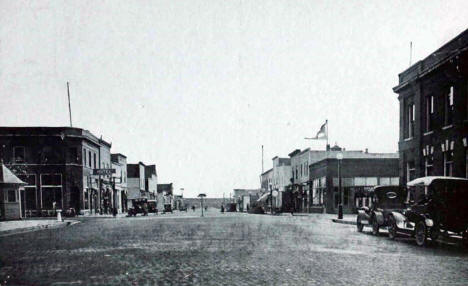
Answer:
top-left (326, 119), bottom-right (328, 148)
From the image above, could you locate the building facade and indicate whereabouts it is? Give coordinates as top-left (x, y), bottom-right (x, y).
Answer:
top-left (0, 127), bottom-right (115, 216)
top-left (393, 28), bottom-right (468, 183)
top-left (157, 183), bottom-right (173, 211)
top-left (271, 157), bottom-right (291, 209)
top-left (309, 148), bottom-right (399, 214)
top-left (111, 153), bottom-right (127, 213)
top-left (127, 162), bottom-right (146, 208)
top-left (145, 165), bottom-right (158, 199)
top-left (233, 188), bottom-right (262, 212)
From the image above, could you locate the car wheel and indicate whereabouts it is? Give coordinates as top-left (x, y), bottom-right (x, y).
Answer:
top-left (357, 217), bottom-right (364, 232)
top-left (415, 221), bottom-right (427, 247)
top-left (388, 216), bottom-right (397, 240)
top-left (372, 217), bottom-right (379, 235)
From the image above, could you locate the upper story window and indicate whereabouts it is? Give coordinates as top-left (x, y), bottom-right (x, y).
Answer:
top-left (444, 86), bottom-right (454, 126)
top-left (93, 153), bottom-right (97, 169)
top-left (444, 151), bottom-right (453, 176)
top-left (406, 103), bottom-right (415, 138)
top-left (13, 146), bottom-right (25, 163)
top-left (68, 147), bottom-right (78, 163)
top-left (88, 151), bottom-right (92, 168)
top-left (425, 95), bottom-right (434, 132)
top-left (83, 149), bottom-right (86, 166)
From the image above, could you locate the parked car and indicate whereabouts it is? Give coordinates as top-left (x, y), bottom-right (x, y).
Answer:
top-left (179, 205), bottom-right (188, 212)
top-left (387, 176), bottom-right (468, 247)
top-left (163, 204), bottom-right (173, 213)
top-left (356, 185), bottom-right (407, 235)
top-left (128, 199), bottom-right (149, 216)
top-left (147, 200), bottom-right (158, 213)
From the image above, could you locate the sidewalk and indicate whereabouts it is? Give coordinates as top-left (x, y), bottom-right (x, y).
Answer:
top-left (331, 214), bottom-right (357, 225)
top-left (0, 219), bottom-right (79, 237)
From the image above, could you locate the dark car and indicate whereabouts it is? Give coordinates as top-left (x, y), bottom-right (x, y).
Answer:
top-left (387, 177), bottom-right (468, 247)
top-left (128, 199), bottom-right (149, 216)
top-left (147, 200), bottom-right (158, 213)
top-left (163, 204), bottom-right (173, 213)
top-left (356, 185), bottom-right (407, 235)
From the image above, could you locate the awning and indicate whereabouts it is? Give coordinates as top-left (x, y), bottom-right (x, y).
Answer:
top-left (257, 193), bottom-right (269, 202)
top-left (0, 164), bottom-right (27, 186)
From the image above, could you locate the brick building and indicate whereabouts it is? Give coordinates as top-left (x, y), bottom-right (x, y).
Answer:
top-left (308, 147), bottom-right (399, 214)
top-left (393, 28), bottom-right (468, 183)
top-left (0, 127), bottom-right (113, 216)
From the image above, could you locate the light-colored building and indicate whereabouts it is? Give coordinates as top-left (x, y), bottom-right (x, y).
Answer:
top-left (111, 153), bottom-right (127, 213)
top-left (157, 183), bottom-right (173, 211)
top-left (271, 156), bottom-right (291, 209)
top-left (145, 165), bottom-right (157, 200)
top-left (127, 162), bottom-right (146, 208)
top-left (233, 189), bottom-right (262, 211)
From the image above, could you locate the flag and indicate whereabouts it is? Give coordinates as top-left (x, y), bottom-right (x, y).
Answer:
top-left (314, 120), bottom-right (328, 139)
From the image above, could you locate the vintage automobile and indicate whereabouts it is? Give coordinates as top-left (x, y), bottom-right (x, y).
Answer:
top-left (163, 204), bottom-right (173, 213)
top-left (356, 185), bottom-right (407, 235)
top-left (128, 198), bottom-right (149, 216)
top-left (387, 176), bottom-right (468, 247)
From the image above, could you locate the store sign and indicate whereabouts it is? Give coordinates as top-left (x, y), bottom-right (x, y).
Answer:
top-left (93, 169), bottom-right (116, 175)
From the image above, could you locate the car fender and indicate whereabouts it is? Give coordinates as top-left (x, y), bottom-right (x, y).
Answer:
top-left (374, 211), bottom-right (384, 225)
top-left (390, 211), bottom-right (407, 229)
top-left (357, 209), bottom-right (370, 220)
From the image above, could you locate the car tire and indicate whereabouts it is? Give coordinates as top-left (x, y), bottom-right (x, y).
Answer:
top-left (415, 221), bottom-right (427, 247)
top-left (388, 216), bottom-right (397, 240)
top-left (357, 217), bottom-right (364, 232)
top-left (372, 217), bottom-right (379, 235)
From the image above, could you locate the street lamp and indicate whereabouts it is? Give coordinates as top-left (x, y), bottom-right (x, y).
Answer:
top-left (336, 152), bottom-right (343, 219)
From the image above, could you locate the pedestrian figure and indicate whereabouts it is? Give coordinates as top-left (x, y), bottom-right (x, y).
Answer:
top-left (112, 207), bottom-right (117, 217)
top-left (221, 205), bottom-right (225, 213)
top-left (192, 205), bottom-right (196, 212)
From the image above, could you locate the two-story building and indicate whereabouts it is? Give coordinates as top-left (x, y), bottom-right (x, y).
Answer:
top-left (393, 28), bottom-right (468, 183)
top-left (0, 127), bottom-right (113, 216)
top-left (111, 153), bottom-right (127, 213)
top-left (271, 156), bottom-right (291, 210)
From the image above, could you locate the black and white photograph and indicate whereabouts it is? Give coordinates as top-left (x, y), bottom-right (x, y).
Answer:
top-left (1, 1), bottom-right (468, 285)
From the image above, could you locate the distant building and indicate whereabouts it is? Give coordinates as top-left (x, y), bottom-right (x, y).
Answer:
top-left (0, 127), bottom-right (114, 216)
top-left (260, 168), bottom-right (273, 192)
top-left (127, 162), bottom-right (146, 207)
top-left (270, 157), bottom-right (291, 210)
top-left (232, 189), bottom-right (262, 211)
top-left (157, 183), bottom-right (173, 210)
top-left (308, 145), bottom-right (399, 214)
top-left (111, 153), bottom-right (127, 213)
top-left (393, 28), bottom-right (468, 183)
top-left (145, 165), bottom-right (157, 199)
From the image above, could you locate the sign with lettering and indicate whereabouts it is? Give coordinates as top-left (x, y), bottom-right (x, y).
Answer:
top-left (93, 169), bottom-right (116, 175)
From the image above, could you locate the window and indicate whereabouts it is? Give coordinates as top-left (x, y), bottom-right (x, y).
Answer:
top-left (68, 147), bottom-right (78, 163)
top-left (300, 165), bottom-right (303, 177)
top-left (425, 95), bottom-right (434, 132)
top-left (407, 161), bottom-right (415, 182)
top-left (444, 152), bottom-right (453, 176)
top-left (6, 189), bottom-right (16, 202)
top-left (445, 86), bottom-right (454, 126)
top-left (13, 146), bottom-right (25, 163)
top-left (344, 187), bottom-right (349, 206)
top-left (88, 151), bottom-right (92, 168)
top-left (425, 156), bottom-right (433, 176)
top-left (93, 153), bottom-right (97, 169)
top-left (17, 174), bottom-right (37, 210)
top-left (380, 177), bottom-right (390, 186)
top-left (40, 174), bottom-right (62, 210)
top-left (83, 149), bottom-right (86, 166)
top-left (408, 103), bottom-right (415, 138)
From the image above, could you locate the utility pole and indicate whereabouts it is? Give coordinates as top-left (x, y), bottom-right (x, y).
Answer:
top-left (67, 82), bottom-right (73, 127)
top-left (262, 145), bottom-right (264, 174)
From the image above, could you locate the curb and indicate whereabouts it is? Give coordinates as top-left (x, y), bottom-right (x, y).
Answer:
top-left (332, 219), bottom-right (356, 225)
top-left (0, 220), bottom-right (80, 237)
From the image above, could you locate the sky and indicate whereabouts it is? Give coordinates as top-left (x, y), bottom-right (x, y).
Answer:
top-left (1, 1), bottom-right (467, 198)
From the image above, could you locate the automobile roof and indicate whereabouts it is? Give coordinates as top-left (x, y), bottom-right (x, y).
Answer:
top-left (407, 176), bottom-right (468, 187)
